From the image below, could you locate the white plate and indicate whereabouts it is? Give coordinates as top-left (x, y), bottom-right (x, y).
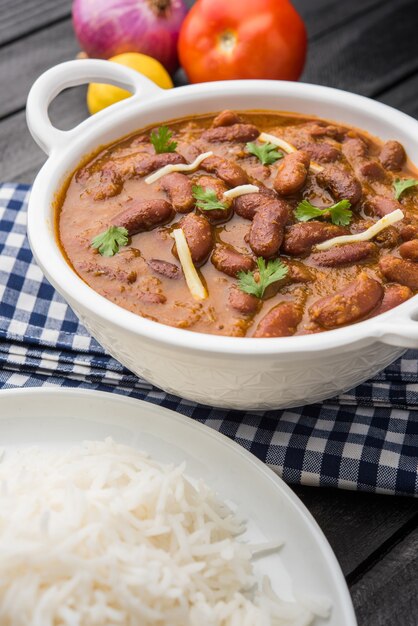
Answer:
top-left (0, 388), bottom-right (356, 625)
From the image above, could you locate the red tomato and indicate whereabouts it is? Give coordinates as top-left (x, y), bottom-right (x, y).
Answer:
top-left (178, 0), bottom-right (307, 83)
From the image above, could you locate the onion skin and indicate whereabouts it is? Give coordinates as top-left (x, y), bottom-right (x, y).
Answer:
top-left (72, 0), bottom-right (188, 74)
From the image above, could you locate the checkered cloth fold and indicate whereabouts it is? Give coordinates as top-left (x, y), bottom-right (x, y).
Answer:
top-left (1, 183), bottom-right (418, 495)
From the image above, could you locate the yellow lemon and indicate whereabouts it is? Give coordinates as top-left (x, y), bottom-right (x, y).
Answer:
top-left (87, 52), bottom-right (173, 114)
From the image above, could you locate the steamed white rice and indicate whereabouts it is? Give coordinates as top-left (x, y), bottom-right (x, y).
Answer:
top-left (0, 439), bottom-right (330, 625)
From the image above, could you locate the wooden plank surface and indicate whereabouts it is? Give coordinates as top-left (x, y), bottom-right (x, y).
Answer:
top-left (0, 88), bottom-right (87, 182)
top-left (294, 486), bottom-right (418, 577)
top-left (351, 525), bottom-right (418, 625)
top-left (0, 19), bottom-right (79, 119)
top-left (0, 0), bottom-right (70, 46)
top-left (292, 0), bottom-right (383, 39)
top-left (379, 72), bottom-right (418, 120)
top-left (301, 0), bottom-right (418, 96)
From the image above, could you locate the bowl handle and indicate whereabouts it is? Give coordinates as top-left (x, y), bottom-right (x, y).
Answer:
top-left (373, 304), bottom-right (418, 348)
top-left (26, 59), bottom-right (163, 156)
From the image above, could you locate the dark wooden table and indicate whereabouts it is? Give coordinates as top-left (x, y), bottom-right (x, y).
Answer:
top-left (1, 0), bottom-right (418, 623)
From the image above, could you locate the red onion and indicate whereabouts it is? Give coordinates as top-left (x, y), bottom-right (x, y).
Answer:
top-left (72, 0), bottom-right (188, 74)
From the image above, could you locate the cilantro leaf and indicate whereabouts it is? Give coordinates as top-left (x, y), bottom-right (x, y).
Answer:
top-left (393, 178), bottom-right (418, 200)
top-left (246, 141), bottom-right (283, 165)
top-left (294, 200), bottom-right (324, 222)
top-left (329, 200), bottom-right (353, 226)
top-left (150, 126), bottom-right (177, 154)
top-left (192, 185), bottom-right (228, 211)
top-left (295, 199), bottom-right (352, 226)
top-left (91, 226), bottom-right (129, 257)
top-left (238, 257), bottom-right (288, 299)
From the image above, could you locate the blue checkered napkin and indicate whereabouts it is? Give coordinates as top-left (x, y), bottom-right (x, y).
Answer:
top-left (1, 183), bottom-right (418, 496)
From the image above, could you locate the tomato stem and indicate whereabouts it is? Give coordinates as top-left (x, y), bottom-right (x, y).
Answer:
top-left (218, 30), bottom-right (237, 53)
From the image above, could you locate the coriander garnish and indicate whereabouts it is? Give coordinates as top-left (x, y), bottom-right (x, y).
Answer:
top-left (238, 257), bottom-right (288, 299)
top-left (295, 199), bottom-right (352, 226)
top-left (393, 178), bottom-right (418, 200)
top-left (246, 141), bottom-right (284, 165)
top-left (150, 126), bottom-right (177, 154)
top-left (91, 226), bottom-right (129, 257)
top-left (192, 185), bottom-right (229, 211)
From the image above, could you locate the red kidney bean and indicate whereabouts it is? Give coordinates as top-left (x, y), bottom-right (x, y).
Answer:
top-left (351, 219), bottom-right (376, 234)
top-left (342, 137), bottom-right (369, 162)
top-left (141, 153), bottom-right (187, 176)
top-left (261, 259), bottom-right (314, 300)
top-left (309, 273), bottom-right (383, 328)
top-left (299, 142), bottom-right (340, 163)
top-left (369, 283), bottom-right (412, 317)
top-left (400, 224), bottom-right (418, 241)
top-left (358, 160), bottom-right (388, 182)
top-left (211, 244), bottom-right (255, 277)
top-left (244, 162), bottom-right (271, 182)
top-left (77, 261), bottom-right (137, 284)
top-left (196, 174), bottom-right (227, 194)
top-left (177, 213), bottom-right (213, 267)
top-left (232, 188), bottom-right (274, 220)
top-left (91, 168), bottom-right (124, 201)
top-left (148, 259), bottom-right (181, 279)
top-left (228, 285), bottom-right (260, 316)
top-left (380, 256), bottom-right (418, 290)
top-left (113, 152), bottom-right (187, 179)
top-left (194, 175), bottom-right (232, 224)
top-left (253, 302), bottom-right (303, 337)
top-left (138, 291), bottom-right (167, 304)
top-left (212, 110), bottom-right (243, 127)
top-left (282, 222), bottom-right (348, 256)
top-left (249, 198), bottom-right (291, 258)
top-left (160, 172), bottom-right (194, 213)
top-left (341, 137), bottom-right (388, 182)
top-left (399, 239), bottom-right (418, 261)
top-left (201, 155), bottom-right (249, 187)
top-left (286, 260), bottom-right (314, 283)
top-left (128, 133), bottom-right (149, 147)
top-left (310, 242), bottom-right (377, 267)
top-left (375, 226), bottom-right (400, 249)
top-left (233, 192), bottom-right (263, 220)
top-left (112, 200), bottom-right (174, 235)
top-left (317, 165), bottom-right (362, 205)
top-left (273, 150), bottom-right (310, 196)
top-left (201, 123), bottom-right (259, 142)
top-left (303, 121), bottom-right (346, 140)
top-left (364, 195), bottom-right (403, 218)
top-left (379, 140), bottom-right (406, 171)
top-left (245, 257), bottom-right (312, 294)
top-left (261, 279), bottom-right (286, 300)
top-left (349, 220), bottom-right (399, 249)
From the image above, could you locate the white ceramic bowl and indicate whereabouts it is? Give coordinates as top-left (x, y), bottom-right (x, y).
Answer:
top-left (26, 60), bottom-right (418, 410)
